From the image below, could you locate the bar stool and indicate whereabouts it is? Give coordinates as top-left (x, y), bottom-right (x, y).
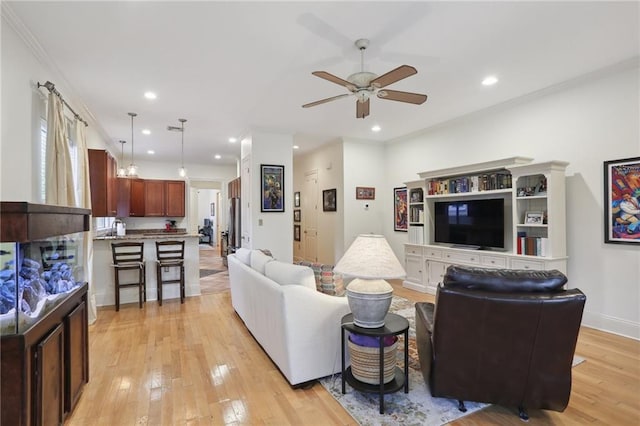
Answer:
top-left (155, 240), bottom-right (185, 305)
top-left (111, 242), bottom-right (146, 312)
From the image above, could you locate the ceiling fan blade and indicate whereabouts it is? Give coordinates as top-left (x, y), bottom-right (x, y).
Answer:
top-left (356, 99), bottom-right (370, 119)
top-left (312, 71), bottom-right (356, 91)
top-left (377, 89), bottom-right (427, 105)
top-left (370, 65), bottom-right (417, 89)
top-left (302, 93), bottom-right (351, 108)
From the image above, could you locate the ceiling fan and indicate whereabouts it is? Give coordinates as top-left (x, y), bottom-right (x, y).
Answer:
top-left (302, 39), bottom-right (428, 119)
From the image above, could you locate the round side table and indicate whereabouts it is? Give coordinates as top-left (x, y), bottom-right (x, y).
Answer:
top-left (341, 313), bottom-right (409, 414)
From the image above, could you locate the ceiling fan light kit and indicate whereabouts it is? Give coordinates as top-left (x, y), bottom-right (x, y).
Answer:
top-left (303, 38), bottom-right (428, 119)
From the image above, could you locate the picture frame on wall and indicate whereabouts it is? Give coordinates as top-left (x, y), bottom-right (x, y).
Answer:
top-left (323, 189), bottom-right (337, 212)
top-left (293, 209), bottom-right (301, 222)
top-left (261, 164), bottom-right (284, 212)
top-left (294, 191), bottom-right (300, 207)
top-left (604, 156), bottom-right (640, 244)
top-left (394, 187), bottom-right (408, 232)
top-left (294, 224), bottom-right (301, 241)
top-left (356, 186), bottom-right (375, 200)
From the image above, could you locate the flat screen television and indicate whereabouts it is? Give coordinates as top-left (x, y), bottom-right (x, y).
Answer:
top-left (434, 198), bottom-right (504, 249)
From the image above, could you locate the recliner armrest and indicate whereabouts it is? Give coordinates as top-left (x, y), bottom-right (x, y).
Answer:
top-left (415, 302), bottom-right (435, 334)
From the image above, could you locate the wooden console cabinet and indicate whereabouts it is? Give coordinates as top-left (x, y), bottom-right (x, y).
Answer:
top-left (403, 158), bottom-right (569, 294)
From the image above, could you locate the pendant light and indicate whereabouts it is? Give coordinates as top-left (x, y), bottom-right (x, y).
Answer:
top-left (127, 112), bottom-right (138, 177)
top-left (178, 118), bottom-right (187, 178)
top-left (117, 140), bottom-right (127, 177)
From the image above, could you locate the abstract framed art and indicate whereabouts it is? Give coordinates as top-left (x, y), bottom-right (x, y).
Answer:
top-left (323, 189), bottom-right (337, 212)
top-left (604, 157), bottom-right (640, 244)
top-left (394, 187), bottom-right (408, 232)
top-left (261, 164), bottom-right (284, 212)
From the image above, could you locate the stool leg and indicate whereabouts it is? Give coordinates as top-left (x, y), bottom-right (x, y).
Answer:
top-left (157, 263), bottom-right (163, 306)
top-left (180, 264), bottom-right (185, 304)
top-left (114, 267), bottom-right (120, 312)
top-left (142, 263), bottom-right (146, 303)
top-left (138, 265), bottom-right (143, 309)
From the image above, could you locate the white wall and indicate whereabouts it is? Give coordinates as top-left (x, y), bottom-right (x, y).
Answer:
top-left (342, 139), bottom-right (387, 253)
top-left (383, 63), bottom-right (640, 339)
top-left (246, 130), bottom-right (294, 262)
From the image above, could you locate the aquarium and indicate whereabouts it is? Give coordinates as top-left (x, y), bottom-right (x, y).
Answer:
top-left (0, 233), bottom-right (85, 335)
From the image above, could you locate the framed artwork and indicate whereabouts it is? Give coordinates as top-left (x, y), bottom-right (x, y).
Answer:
top-left (294, 191), bottom-right (301, 207)
top-left (293, 209), bottom-right (301, 222)
top-left (210, 202), bottom-right (215, 216)
top-left (525, 211), bottom-right (544, 224)
top-left (261, 164), bottom-right (284, 212)
top-left (604, 157), bottom-right (640, 244)
top-left (394, 187), bottom-right (408, 232)
top-left (356, 186), bottom-right (375, 200)
top-left (294, 224), bottom-right (301, 241)
top-left (323, 189), bottom-right (337, 212)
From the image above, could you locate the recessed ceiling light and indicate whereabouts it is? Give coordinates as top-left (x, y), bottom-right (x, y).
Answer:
top-left (228, 137), bottom-right (237, 143)
top-left (147, 150), bottom-right (155, 155)
top-left (482, 76), bottom-right (498, 86)
top-left (142, 129), bottom-right (151, 135)
top-left (144, 91), bottom-right (157, 100)
top-left (371, 125), bottom-right (381, 132)
top-left (214, 154), bottom-right (222, 159)
top-left (293, 145), bottom-right (299, 150)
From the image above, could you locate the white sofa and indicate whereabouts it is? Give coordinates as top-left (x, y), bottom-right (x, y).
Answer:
top-left (228, 248), bottom-right (351, 386)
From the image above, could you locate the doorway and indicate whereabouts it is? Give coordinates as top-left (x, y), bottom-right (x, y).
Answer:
top-left (303, 170), bottom-right (318, 262)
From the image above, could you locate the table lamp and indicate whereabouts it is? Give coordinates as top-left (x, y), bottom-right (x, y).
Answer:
top-left (334, 234), bottom-right (406, 328)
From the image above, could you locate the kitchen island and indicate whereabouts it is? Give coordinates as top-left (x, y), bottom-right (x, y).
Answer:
top-left (93, 231), bottom-right (200, 308)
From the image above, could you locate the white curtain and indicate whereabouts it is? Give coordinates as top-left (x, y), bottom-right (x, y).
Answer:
top-left (75, 120), bottom-right (97, 324)
top-left (45, 94), bottom-right (76, 206)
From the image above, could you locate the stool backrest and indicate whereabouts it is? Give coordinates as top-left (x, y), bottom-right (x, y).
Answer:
top-left (111, 242), bottom-right (144, 264)
top-left (155, 240), bottom-right (185, 262)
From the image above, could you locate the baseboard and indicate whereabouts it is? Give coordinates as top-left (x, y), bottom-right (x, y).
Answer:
top-left (582, 310), bottom-right (640, 341)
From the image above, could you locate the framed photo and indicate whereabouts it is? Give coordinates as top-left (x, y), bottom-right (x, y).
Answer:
top-left (604, 157), bottom-right (640, 244)
top-left (261, 164), bottom-right (284, 212)
top-left (210, 202), bottom-right (215, 216)
top-left (394, 187), bottom-right (408, 232)
top-left (294, 191), bottom-right (300, 207)
top-left (356, 186), bottom-right (375, 200)
top-left (323, 188), bottom-right (337, 212)
top-left (294, 224), bottom-right (301, 241)
top-left (293, 209), bottom-right (301, 222)
top-left (525, 211), bottom-right (544, 224)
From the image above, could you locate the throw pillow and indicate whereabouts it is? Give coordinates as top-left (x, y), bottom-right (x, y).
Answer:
top-left (250, 250), bottom-right (273, 275)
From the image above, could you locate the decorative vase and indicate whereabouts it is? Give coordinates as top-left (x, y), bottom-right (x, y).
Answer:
top-left (346, 278), bottom-right (393, 328)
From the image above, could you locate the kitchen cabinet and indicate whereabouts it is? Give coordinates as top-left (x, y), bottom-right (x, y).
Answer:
top-left (117, 178), bottom-right (145, 217)
top-left (166, 180), bottom-right (185, 217)
top-left (144, 180), bottom-right (165, 216)
top-left (88, 149), bottom-right (118, 217)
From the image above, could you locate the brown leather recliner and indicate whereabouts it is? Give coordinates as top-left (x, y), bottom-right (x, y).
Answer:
top-left (415, 265), bottom-right (586, 420)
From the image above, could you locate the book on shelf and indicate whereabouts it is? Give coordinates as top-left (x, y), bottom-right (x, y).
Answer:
top-left (408, 226), bottom-right (424, 245)
top-left (517, 235), bottom-right (548, 257)
top-left (427, 170), bottom-right (512, 195)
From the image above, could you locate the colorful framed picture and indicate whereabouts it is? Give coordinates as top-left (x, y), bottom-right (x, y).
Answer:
top-left (294, 224), bottom-right (301, 241)
top-left (323, 189), bottom-right (337, 212)
top-left (293, 209), bottom-right (301, 222)
top-left (294, 191), bottom-right (301, 207)
top-left (356, 186), bottom-right (375, 200)
top-left (261, 164), bottom-right (284, 212)
top-left (604, 157), bottom-right (640, 244)
top-left (394, 187), bottom-right (408, 232)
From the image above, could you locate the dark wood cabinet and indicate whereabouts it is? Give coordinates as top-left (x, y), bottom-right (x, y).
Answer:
top-left (65, 301), bottom-right (88, 413)
top-left (144, 180), bottom-right (166, 216)
top-left (117, 178), bottom-right (145, 217)
top-left (36, 323), bottom-right (65, 426)
top-left (88, 149), bottom-right (118, 217)
top-left (166, 180), bottom-right (185, 217)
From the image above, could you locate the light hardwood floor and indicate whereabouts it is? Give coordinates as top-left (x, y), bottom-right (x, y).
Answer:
top-left (67, 249), bottom-right (639, 425)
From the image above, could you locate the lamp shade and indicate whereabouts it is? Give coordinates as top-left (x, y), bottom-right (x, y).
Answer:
top-left (334, 234), bottom-right (405, 280)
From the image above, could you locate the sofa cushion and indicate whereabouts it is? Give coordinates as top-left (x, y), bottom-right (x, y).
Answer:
top-left (296, 261), bottom-right (345, 296)
top-left (235, 248), bottom-right (251, 266)
top-left (250, 250), bottom-right (274, 274)
top-left (443, 265), bottom-right (567, 292)
top-left (264, 261), bottom-right (316, 290)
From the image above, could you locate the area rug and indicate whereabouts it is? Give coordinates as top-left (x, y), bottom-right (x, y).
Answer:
top-left (319, 296), bottom-right (585, 426)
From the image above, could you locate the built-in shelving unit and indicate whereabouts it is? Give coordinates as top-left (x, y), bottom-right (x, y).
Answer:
top-left (402, 157), bottom-right (568, 294)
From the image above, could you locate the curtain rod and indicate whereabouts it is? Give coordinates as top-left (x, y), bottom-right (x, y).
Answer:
top-left (37, 81), bottom-right (88, 127)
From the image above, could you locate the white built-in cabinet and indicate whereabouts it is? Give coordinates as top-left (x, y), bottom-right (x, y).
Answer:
top-left (402, 157), bottom-right (569, 294)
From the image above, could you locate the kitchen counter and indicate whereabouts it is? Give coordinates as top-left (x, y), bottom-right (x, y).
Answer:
top-left (92, 231), bottom-right (200, 308)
